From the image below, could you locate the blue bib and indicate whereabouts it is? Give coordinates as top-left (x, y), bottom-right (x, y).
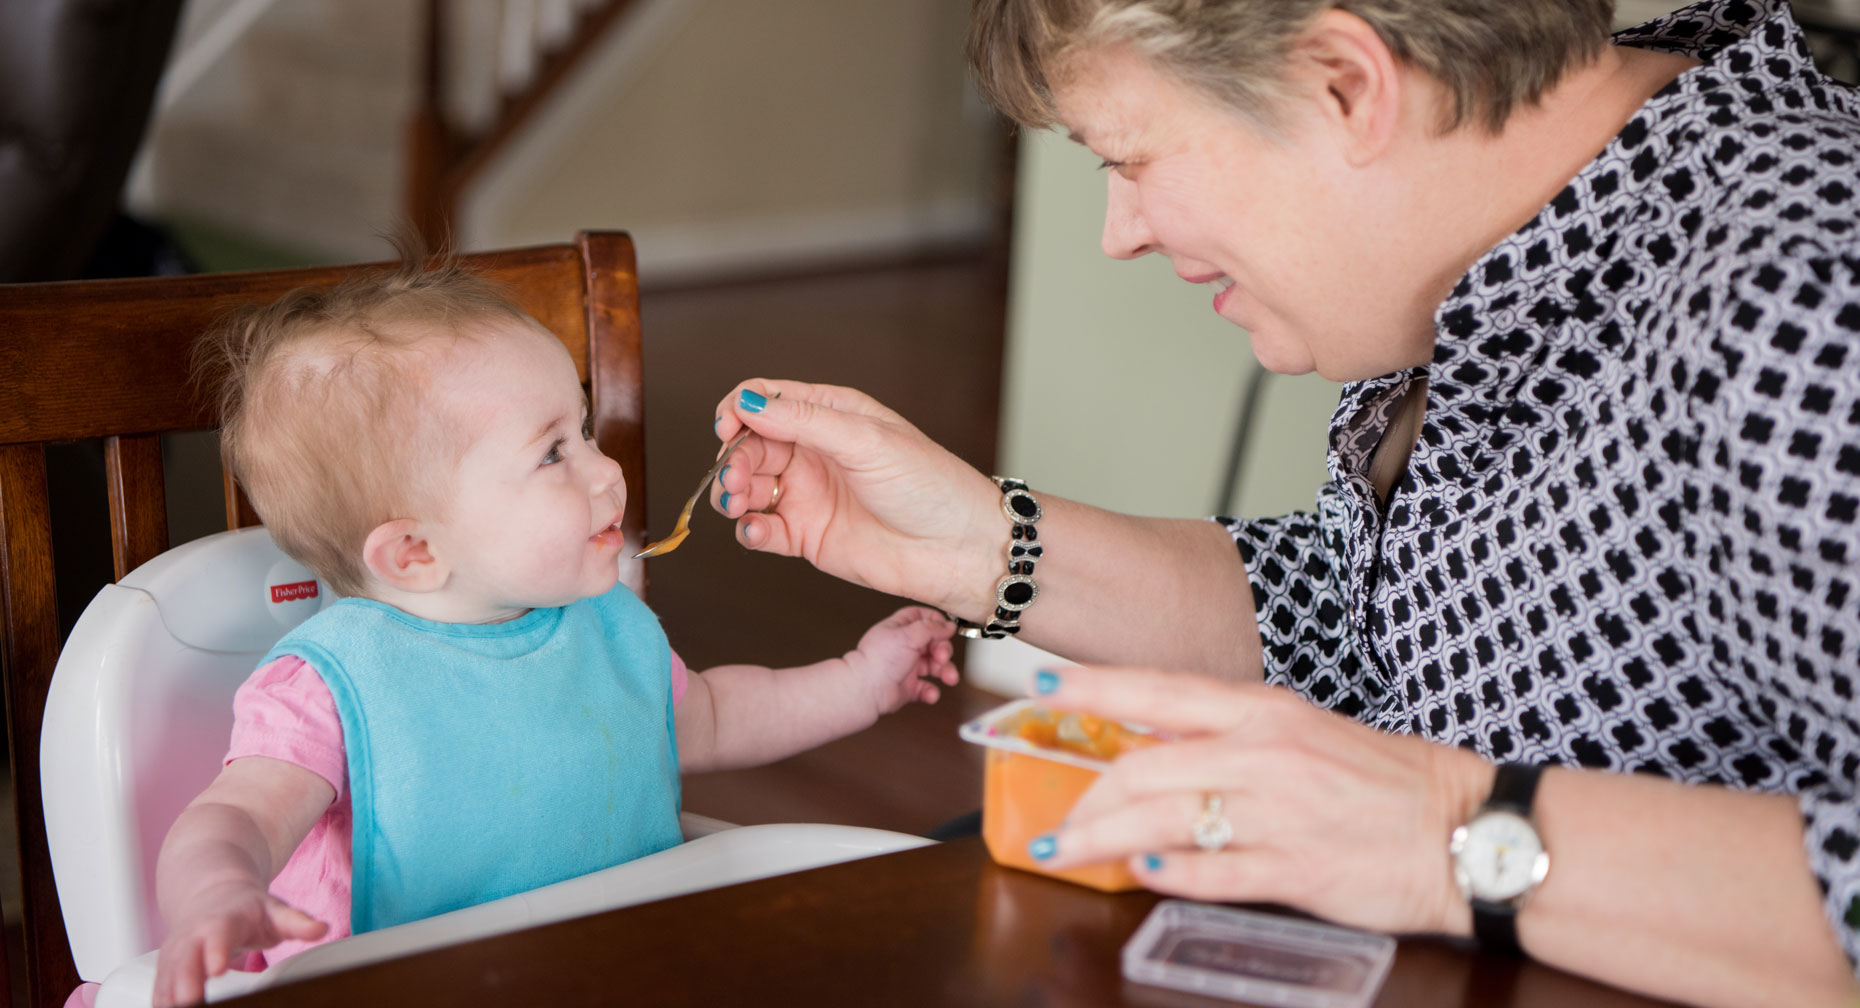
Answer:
top-left (263, 583), bottom-right (682, 933)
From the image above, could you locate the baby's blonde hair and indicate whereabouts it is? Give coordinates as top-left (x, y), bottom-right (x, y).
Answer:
top-left (197, 241), bottom-right (539, 597)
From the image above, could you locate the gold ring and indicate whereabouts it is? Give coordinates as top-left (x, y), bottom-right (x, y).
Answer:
top-left (760, 474), bottom-right (783, 513)
top-left (1192, 792), bottom-right (1233, 852)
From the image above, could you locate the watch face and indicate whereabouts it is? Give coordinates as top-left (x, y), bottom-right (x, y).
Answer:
top-left (1452, 809), bottom-right (1547, 903)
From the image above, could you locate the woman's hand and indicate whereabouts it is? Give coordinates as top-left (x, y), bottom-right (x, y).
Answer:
top-left (710, 380), bottom-right (1004, 618)
top-left (1029, 664), bottom-right (1492, 937)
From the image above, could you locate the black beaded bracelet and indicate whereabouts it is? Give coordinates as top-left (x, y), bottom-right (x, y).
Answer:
top-left (953, 477), bottom-right (1042, 640)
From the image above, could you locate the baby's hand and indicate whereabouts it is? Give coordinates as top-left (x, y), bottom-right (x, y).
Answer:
top-left (154, 880), bottom-right (327, 1008)
top-left (846, 606), bottom-right (960, 714)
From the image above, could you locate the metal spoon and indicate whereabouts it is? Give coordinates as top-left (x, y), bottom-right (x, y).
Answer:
top-left (633, 399), bottom-right (772, 558)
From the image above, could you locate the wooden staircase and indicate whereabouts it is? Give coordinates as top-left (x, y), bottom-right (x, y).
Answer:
top-left (408, 0), bottom-right (644, 247)
top-left (131, 0), bottom-right (645, 260)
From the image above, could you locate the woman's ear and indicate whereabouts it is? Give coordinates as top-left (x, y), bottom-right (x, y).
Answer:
top-left (1290, 8), bottom-right (1404, 167)
top-left (361, 519), bottom-right (446, 593)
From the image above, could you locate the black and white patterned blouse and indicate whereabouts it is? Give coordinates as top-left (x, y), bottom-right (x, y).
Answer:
top-left (1222, 0), bottom-right (1860, 967)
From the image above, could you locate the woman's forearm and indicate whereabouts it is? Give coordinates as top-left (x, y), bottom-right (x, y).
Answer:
top-left (1501, 768), bottom-right (1855, 1007)
top-left (987, 496), bottom-right (1261, 680)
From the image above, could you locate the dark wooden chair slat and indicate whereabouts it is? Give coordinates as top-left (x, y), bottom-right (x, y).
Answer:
top-left (0, 443), bottom-right (76, 1008)
top-left (105, 435), bottom-right (170, 579)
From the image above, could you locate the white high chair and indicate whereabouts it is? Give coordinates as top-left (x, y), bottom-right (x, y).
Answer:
top-left (42, 527), bottom-right (931, 1007)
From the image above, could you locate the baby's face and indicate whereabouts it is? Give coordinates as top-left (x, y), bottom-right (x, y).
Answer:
top-left (420, 323), bottom-right (629, 622)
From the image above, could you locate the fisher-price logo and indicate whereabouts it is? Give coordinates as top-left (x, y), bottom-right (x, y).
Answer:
top-left (270, 580), bottom-right (319, 604)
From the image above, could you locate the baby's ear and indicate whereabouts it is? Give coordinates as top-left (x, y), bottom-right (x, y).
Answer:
top-left (361, 519), bottom-right (446, 593)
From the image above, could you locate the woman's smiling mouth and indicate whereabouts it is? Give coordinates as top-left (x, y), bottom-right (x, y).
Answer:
top-left (1209, 275), bottom-right (1238, 314)
top-left (1181, 270), bottom-right (1240, 315)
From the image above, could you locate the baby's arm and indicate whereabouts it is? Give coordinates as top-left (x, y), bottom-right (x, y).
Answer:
top-left (676, 606), bottom-right (958, 773)
top-left (152, 756), bottom-right (334, 1008)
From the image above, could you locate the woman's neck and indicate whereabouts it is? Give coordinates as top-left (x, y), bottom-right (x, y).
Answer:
top-left (1448, 45), bottom-right (1700, 273)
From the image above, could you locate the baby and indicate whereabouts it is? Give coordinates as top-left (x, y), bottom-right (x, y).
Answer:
top-left (149, 250), bottom-right (959, 1007)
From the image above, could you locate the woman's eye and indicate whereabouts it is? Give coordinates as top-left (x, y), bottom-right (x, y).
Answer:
top-left (1097, 158), bottom-right (1138, 180)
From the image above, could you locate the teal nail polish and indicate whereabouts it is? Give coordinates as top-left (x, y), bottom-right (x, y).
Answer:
top-left (719, 491), bottom-right (733, 512)
top-left (1034, 669), bottom-right (1060, 695)
top-left (739, 389), bottom-right (768, 413)
top-left (714, 416), bottom-right (721, 430)
top-left (719, 465), bottom-right (731, 483)
top-left (1029, 834), bottom-right (1057, 861)
top-left (1142, 853), bottom-right (1163, 872)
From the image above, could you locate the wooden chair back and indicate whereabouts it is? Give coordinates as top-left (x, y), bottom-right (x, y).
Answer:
top-left (0, 231), bottom-right (646, 1008)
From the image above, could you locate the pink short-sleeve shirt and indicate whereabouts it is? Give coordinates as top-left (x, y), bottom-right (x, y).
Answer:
top-left (225, 649), bottom-right (689, 966)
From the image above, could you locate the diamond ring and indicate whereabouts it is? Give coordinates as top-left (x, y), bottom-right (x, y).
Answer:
top-left (1192, 792), bottom-right (1233, 852)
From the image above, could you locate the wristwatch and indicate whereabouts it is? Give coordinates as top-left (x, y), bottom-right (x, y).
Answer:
top-left (1449, 761), bottom-right (1549, 957)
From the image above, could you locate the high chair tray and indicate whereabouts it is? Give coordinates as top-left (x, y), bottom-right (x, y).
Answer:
top-left (96, 823), bottom-right (932, 1007)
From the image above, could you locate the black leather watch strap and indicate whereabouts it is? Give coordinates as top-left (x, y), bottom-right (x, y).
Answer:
top-left (1470, 761), bottom-right (1545, 957)
top-left (1471, 898), bottom-right (1526, 957)
top-left (1488, 760), bottom-right (1544, 813)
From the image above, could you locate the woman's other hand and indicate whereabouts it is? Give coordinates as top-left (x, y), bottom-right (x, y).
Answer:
top-left (711, 380), bottom-right (1002, 618)
top-left (1028, 664), bottom-right (1492, 937)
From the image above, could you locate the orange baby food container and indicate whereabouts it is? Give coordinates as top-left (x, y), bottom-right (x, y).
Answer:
top-left (959, 699), bottom-right (1157, 892)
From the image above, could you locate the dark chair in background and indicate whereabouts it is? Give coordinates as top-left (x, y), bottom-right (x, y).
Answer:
top-left (0, 0), bottom-right (184, 284)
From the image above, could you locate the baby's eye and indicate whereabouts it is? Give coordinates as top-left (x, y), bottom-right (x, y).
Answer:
top-left (581, 416), bottom-right (595, 441)
top-left (540, 439), bottom-right (565, 466)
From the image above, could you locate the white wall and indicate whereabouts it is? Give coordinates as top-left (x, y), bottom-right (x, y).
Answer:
top-left (1616, 0), bottom-right (1696, 25)
top-left (129, 0), bottom-right (1000, 277)
top-left (464, 0), bottom-right (1001, 283)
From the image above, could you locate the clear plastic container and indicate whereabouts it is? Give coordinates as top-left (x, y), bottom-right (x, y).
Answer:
top-left (1121, 900), bottom-right (1396, 1008)
top-left (959, 699), bottom-right (1157, 891)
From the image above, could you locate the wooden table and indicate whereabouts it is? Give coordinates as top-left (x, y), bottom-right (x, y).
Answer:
top-left (222, 836), bottom-right (1681, 1007)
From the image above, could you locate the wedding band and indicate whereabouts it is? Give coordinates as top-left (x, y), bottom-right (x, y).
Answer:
top-left (1192, 792), bottom-right (1233, 852)
top-left (760, 474), bottom-right (783, 513)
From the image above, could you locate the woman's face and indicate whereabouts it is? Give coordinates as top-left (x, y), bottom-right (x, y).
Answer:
top-left (1052, 45), bottom-right (1437, 380)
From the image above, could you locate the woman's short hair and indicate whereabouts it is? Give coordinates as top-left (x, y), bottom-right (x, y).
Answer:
top-left (969, 0), bottom-right (1617, 134)
top-left (195, 239), bottom-right (538, 597)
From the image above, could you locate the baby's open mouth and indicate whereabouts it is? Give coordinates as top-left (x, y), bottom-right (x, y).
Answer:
top-left (590, 522), bottom-right (623, 545)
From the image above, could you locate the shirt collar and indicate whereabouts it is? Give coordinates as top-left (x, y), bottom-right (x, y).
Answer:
top-left (1421, 0), bottom-right (1810, 422)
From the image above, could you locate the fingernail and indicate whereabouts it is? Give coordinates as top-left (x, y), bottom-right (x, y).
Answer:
top-left (719, 465), bottom-right (731, 483)
top-left (739, 389), bottom-right (768, 413)
top-left (713, 416), bottom-right (721, 430)
top-left (1034, 669), bottom-right (1061, 695)
top-left (1029, 834), bottom-right (1057, 861)
top-left (719, 491), bottom-right (733, 513)
top-left (1142, 853), bottom-right (1163, 872)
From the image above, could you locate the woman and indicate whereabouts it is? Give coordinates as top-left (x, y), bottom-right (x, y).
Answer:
top-left (707, 1), bottom-right (1859, 1004)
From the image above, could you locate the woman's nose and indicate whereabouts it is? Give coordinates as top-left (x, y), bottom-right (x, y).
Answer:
top-left (1100, 172), bottom-right (1154, 260)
